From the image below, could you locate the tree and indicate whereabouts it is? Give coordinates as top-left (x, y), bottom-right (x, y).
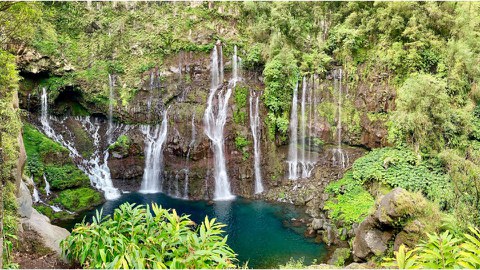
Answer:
top-left (389, 73), bottom-right (471, 152)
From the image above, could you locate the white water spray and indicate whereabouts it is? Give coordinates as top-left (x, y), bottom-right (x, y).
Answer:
top-left (287, 77), bottom-right (317, 180)
top-left (250, 90), bottom-right (264, 194)
top-left (140, 110), bottom-right (168, 193)
top-left (204, 44), bottom-right (236, 200)
top-left (332, 69), bottom-right (349, 169)
top-left (39, 88), bottom-right (121, 200)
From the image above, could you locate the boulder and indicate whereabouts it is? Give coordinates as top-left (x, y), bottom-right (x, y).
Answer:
top-left (328, 248), bottom-right (351, 266)
top-left (352, 216), bottom-right (393, 261)
top-left (312, 218), bottom-right (324, 230)
top-left (353, 188), bottom-right (431, 261)
top-left (375, 187), bottom-right (425, 225)
top-left (17, 181), bottom-right (33, 218)
top-left (22, 209), bottom-right (70, 255)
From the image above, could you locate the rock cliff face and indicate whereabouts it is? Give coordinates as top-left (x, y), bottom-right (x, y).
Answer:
top-left (18, 48), bottom-right (394, 200)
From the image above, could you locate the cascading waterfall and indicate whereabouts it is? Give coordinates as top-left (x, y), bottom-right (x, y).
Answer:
top-left (39, 88), bottom-right (121, 200)
top-left (107, 74), bottom-right (115, 143)
top-left (287, 77), bottom-right (318, 180)
top-left (204, 43), bottom-right (235, 200)
top-left (332, 69), bottom-right (349, 169)
top-left (183, 114), bottom-right (196, 199)
top-left (78, 117), bottom-right (122, 200)
top-left (250, 90), bottom-right (264, 194)
top-left (140, 110), bottom-right (168, 193)
top-left (43, 174), bottom-right (51, 196)
top-left (287, 82), bottom-right (299, 180)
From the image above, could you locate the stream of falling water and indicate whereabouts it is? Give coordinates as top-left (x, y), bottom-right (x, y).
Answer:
top-left (332, 69), bottom-right (349, 169)
top-left (250, 90), bottom-right (264, 194)
top-left (140, 110), bottom-right (169, 193)
top-left (204, 43), bottom-right (236, 201)
top-left (40, 87), bottom-right (121, 200)
top-left (287, 77), bottom-right (318, 180)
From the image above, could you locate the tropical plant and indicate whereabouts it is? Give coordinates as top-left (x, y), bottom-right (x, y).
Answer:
top-left (61, 203), bottom-right (237, 269)
top-left (383, 227), bottom-right (480, 269)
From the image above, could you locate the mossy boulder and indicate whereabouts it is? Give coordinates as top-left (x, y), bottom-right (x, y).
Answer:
top-left (374, 187), bottom-right (427, 225)
top-left (53, 187), bottom-right (104, 212)
top-left (352, 188), bottom-right (441, 262)
top-left (328, 248), bottom-right (352, 267)
top-left (34, 205), bottom-right (76, 222)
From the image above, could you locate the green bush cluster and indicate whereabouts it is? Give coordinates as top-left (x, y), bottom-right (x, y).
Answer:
top-left (324, 172), bottom-right (374, 227)
top-left (232, 85), bottom-right (249, 125)
top-left (383, 227), bottom-right (480, 269)
top-left (54, 188), bottom-right (103, 213)
top-left (352, 147), bottom-right (451, 206)
top-left (61, 203), bottom-right (237, 269)
top-left (234, 135), bottom-right (251, 160)
top-left (108, 134), bottom-right (131, 152)
top-left (44, 164), bottom-right (90, 190)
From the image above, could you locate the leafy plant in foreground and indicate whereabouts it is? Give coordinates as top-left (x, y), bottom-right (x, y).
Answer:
top-left (61, 203), bottom-right (237, 269)
top-left (383, 227), bottom-right (480, 269)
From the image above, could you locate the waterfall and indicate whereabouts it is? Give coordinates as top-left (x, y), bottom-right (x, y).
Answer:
top-left (204, 43), bottom-right (236, 201)
top-left (287, 77), bottom-right (317, 180)
top-left (250, 90), bottom-right (264, 194)
top-left (287, 82), bottom-right (299, 180)
top-left (107, 74), bottom-right (115, 143)
top-left (183, 114), bottom-right (196, 199)
top-left (140, 110), bottom-right (168, 193)
top-left (43, 174), bottom-right (51, 196)
top-left (332, 69), bottom-right (349, 169)
top-left (32, 187), bottom-right (41, 203)
top-left (39, 88), bottom-right (121, 200)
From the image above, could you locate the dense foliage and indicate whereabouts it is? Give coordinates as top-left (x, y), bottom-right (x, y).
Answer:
top-left (23, 124), bottom-right (102, 218)
top-left (62, 203), bottom-right (237, 269)
top-left (383, 227), bottom-right (480, 269)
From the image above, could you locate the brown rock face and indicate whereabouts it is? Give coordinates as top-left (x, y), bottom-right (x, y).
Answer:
top-left (352, 188), bottom-right (432, 262)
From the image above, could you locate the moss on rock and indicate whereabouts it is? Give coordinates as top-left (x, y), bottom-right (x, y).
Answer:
top-left (53, 187), bottom-right (103, 212)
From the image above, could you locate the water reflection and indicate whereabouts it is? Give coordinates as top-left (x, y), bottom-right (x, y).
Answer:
top-left (59, 192), bottom-right (327, 268)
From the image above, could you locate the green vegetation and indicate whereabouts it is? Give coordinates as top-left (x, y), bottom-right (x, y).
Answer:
top-left (234, 135), bottom-right (250, 161)
top-left (54, 188), bottom-right (103, 213)
top-left (62, 203), bottom-right (237, 269)
top-left (324, 172), bottom-right (374, 227)
top-left (352, 147), bottom-right (451, 206)
top-left (22, 123), bottom-right (102, 217)
top-left (23, 124), bottom-right (90, 189)
top-left (263, 50), bottom-right (299, 140)
top-left (383, 227), bottom-right (480, 269)
top-left (35, 205), bottom-right (75, 221)
top-left (2, 182), bottom-right (19, 269)
top-left (108, 135), bottom-right (131, 157)
top-left (233, 85), bottom-right (248, 125)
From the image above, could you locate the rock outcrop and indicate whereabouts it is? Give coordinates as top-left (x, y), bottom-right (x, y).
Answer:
top-left (352, 188), bottom-right (438, 262)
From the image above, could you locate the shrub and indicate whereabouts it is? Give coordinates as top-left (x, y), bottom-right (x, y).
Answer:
top-left (45, 164), bottom-right (90, 190)
top-left (324, 172), bottom-right (375, 227)
top-left (383, 227), bottom-right (480, 269)
top-left (352, 147), bottom-right (452, 206)
top-left (54, 188), bottom-right (103, 212)
top-left (61, 203), bottom-right (237, 269)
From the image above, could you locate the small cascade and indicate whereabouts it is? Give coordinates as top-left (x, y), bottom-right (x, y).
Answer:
top-left (332, 69), bottom-right (349, 169)
top-left (140, 110), bottom-right (168, 193)
top-left (78, 117), bottom-right (122, 200)
top-left (204, 43), bottom-right (236, 201)
top-left (287, 77), bottom-right (318, 180)
top-left (32, 187), bottom-right (41, 203)
top-left (43, 174), bottom-right (51, 196)
top-left (250, 90), bottom-right (264, 194)
top-left (38, 88), bottom-right (121, 200)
